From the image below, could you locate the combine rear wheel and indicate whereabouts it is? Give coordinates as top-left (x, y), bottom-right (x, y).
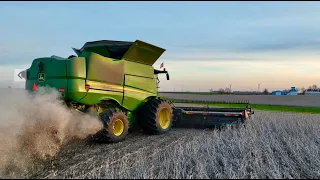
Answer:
top-left (97, 108), bottom-right (129, 142)
top-left (139, 98), bottom-right (173, 134)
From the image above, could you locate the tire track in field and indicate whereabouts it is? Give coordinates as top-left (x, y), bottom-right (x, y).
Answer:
top-left (32, 128), bottom-right (202, 179)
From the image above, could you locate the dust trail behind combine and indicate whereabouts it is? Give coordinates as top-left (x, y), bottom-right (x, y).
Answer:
top-left (0, 87), bottom-right (103, 178)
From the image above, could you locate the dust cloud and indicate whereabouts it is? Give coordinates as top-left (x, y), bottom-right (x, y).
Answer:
top-left (0, 87), bottom-right (104, 178)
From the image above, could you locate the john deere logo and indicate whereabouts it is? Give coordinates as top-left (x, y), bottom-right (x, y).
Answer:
top-left (38, 73), bottom-right (45, 82)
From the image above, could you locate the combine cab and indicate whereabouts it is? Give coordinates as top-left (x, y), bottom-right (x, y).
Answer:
top-left (19, 39), bottom-right (254, 143)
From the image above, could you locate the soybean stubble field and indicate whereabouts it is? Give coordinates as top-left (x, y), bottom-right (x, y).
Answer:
top-left (0, 89), bottom-right (320, 179)
top-left (159, 92), bottom-right (320, 107)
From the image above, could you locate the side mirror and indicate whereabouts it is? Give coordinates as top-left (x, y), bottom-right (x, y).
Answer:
top-left (166, 73), bottom-right (170, 80)
top-left (18, 70), bottom-right (26, 80)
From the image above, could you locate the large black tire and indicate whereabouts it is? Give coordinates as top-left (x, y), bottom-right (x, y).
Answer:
top-left (97, 108), bottom-right (129, 142)
top-left (138, 98), bottom-right (173, 134)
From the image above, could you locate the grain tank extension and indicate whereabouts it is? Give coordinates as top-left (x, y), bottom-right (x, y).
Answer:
top-left (21, 39), bottom-right (254, 143)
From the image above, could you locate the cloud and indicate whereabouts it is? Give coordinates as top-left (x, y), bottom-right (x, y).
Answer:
top-left (167, 38), bottom-right (320, 54)
top-left (159, 48), bottom-right (320, 64)
top-left (237, 39), bottom-right (320, 52)
top-left (1, 1), bottom-right (320, 91)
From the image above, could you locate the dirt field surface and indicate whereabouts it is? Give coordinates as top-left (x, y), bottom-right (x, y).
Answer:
top-left (160, 93), bottom-right (320, 107)
top-left (24, 108), bottom-right (320, 179)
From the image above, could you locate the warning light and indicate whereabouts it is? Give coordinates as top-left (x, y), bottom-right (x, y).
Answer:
top-left (32, 82), bottom-right (38, 91)
top-left (85, 84), bottom-right (90, 91)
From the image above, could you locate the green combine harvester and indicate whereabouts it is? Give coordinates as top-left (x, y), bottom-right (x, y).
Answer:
top-left (19, 39), bottom-right (254, 142)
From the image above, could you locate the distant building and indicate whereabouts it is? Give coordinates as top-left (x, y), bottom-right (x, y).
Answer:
top-left (272, 90), bottom-right (283, 95)
top-left (272, 87), bottom-right (297, 96)
top-left (304, 90), bottom-right (320, 95)
top-left (286, 87), bottom-right (298, 95)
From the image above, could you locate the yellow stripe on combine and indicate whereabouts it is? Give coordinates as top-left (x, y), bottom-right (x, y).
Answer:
top-left (87, 81), bottom-right (153, 95)
top-left (87, 81), bottom-right (124, 91)
top-left (124, 87), bottom-right (153, 95)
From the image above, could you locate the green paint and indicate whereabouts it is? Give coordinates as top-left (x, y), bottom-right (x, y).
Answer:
top-left (127, 111), bottom-right (137, 127)
top-left (24, 40), bottom-right (168, 127)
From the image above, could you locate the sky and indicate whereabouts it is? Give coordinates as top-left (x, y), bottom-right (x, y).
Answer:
top-left (1, 1), bottom-right (320, 91)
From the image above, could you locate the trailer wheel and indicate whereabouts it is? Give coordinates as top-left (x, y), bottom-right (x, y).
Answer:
top-left (97, 108), bottom-right (129, 142)
top-left (139, 98), bottom-right (173, 134)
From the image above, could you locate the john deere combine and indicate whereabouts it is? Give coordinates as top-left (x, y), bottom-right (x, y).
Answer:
top-left (20, 39), bottom-right (254, 142)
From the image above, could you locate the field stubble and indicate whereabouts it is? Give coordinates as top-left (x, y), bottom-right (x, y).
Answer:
top-left (32, 111), bottom-right (320, 179)
top-left (0, 88), bottom-right (319, 179)
top-left (160, 93), bottom-right (320, 107)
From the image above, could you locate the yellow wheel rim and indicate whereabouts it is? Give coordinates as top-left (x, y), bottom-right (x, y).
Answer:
top-left (113, 119), bottom-right (124, 136)
top-left (159, 108), bottom-right (171, 129)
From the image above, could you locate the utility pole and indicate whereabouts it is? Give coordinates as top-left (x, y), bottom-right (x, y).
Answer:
top-left (258, 82), bottom-right (262, 92)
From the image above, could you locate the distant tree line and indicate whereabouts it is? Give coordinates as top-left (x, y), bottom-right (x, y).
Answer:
top-left (300, 84), bottom-right (319, 94)
top-left (211, 87), bottom-right (270, 95)
top-left (211, 84), bottom-right (320, 95)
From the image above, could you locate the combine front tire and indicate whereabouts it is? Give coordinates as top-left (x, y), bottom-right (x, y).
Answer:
top-left (98, 108), bottom-right (129, 142)
top-left (139, 98), bottom-right (173, 134)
